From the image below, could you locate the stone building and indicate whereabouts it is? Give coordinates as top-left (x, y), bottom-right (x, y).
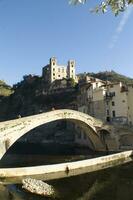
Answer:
top-left (105, 82), bottom-right (128, 123)
top-left (127, 85), bottom-right (133, 126)
top-left (42, 57), bottom-right (76, 83)
top-left (78, 76), bottom-right (106, 121)
top-left (106, 83), bottom-right (133, 126)
top-left (78, 75), bottom-right (133, 126)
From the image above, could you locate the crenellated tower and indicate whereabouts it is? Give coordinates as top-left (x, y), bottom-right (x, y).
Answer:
top-left (67, 60), bottom-right (76, 80)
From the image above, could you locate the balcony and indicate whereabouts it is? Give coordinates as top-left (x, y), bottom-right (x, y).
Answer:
top-left (120, 86), bottom-right (128, 93)
top-left (104, 92), bottom-right (115, 100)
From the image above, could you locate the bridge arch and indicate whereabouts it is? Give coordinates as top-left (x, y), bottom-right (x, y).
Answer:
top-left (0, 109), bottom-right (105, 159)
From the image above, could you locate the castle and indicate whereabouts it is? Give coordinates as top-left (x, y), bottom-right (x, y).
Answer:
top-left (42, 57), bottom-right (76, 83)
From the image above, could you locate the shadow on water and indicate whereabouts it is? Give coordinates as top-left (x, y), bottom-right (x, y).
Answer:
top-left (0, 120), bottom-right (99, 168)
top-left (0, 142), bottom-right (98, 168)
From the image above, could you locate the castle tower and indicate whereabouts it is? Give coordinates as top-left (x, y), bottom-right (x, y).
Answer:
top-left (50, 57), bottom-right (57, 67)
top-left (49, 57), bottom-right (57, 83)
top-left (67, 60), bottom-right (76, 80)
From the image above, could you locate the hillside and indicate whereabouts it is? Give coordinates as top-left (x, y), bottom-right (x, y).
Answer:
top-left (0, 80), bottom-right (14, 121)
top-left (86, 71), bottom-right (133, 84)
top-left (0, 80), bottom-right (13, 97)
top-left (0, 70), bottom-right (133, 122)
top-left (0, 76), bottom-right (78, 121)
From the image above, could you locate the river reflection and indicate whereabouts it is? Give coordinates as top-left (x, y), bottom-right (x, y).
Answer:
top-left (0, 142), bottom-right (133, 200)
top-left (1, 160), bottom-right (133, 200)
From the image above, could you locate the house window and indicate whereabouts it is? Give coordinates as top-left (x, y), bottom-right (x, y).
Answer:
top-left (112, 101), bottom-right (115, 106)
top-left (53, 68), bottom-right (55, 71)
top-left (112, 110), bottom-right (116, 117)
top-left (112, 92), bottom-right (115, 96)
top-left (71, 63), bottom-right (74, 67)
top-left (53, 62), bottom-right (55, 66)
top-left (53, 73), bottom-right (55, 76)
top-left (107, 109), bottom-right (109, 115)
top-left (122, 100), bottom-right (125, 103)
top-left (58, 75), bottom-right (60, 77)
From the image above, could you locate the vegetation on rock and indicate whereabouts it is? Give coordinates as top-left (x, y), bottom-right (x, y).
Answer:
top-left (0, 75), bottom-right (78, 121)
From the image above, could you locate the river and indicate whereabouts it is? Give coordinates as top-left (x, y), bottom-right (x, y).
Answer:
top-left (0, 142), bottom-right (133, 200)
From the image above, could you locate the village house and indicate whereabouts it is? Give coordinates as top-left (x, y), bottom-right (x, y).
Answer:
top-left (78, 75), bottom-right (133, 126)
top-left (78, 75), bottom-right (106, 120)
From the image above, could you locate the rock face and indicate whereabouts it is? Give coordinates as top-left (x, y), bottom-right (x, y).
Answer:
top-left (22, 178), bottom-right (55, 197)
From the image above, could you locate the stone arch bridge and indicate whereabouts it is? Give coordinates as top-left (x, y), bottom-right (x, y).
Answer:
top-left (0, 109), bottom-right (107, 159)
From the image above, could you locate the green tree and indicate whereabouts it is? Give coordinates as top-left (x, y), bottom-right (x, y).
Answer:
top-left (0, 80), bottom-right (13, 97)
top-left (69, 0), bottom-right (133, 15)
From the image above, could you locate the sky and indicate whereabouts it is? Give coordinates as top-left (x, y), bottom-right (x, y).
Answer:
top-left (0, 0), bottom-right (133, 85)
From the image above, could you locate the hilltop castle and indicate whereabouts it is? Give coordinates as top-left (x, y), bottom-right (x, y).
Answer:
top-left (42, 57), bottom-right (76, 83)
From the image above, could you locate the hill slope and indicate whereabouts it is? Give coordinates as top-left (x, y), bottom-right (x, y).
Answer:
top-left (0, 70), bottom-right (133, 121)
top-left (87, 71), bottom-right (133, 84)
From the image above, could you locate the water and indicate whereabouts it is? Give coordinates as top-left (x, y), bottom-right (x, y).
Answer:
top-left (0, 143), bottom-right (133, 200)
top-left (1, 161), bottom-right (133, 200)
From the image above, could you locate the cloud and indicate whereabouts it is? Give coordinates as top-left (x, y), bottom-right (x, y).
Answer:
top-left (109, 6), bottom-right (133, 49)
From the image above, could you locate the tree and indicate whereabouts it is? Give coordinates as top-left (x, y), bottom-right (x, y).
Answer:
top-left (69, 0), bottom-right (133, 15)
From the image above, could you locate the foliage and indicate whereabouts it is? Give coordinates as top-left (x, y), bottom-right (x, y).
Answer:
top-left (68, 78), bottom-right (76, 87)
top-left (86, 70), bottom-right (133, 84)
top-left (0, 80), bottom-right (13, 97)
top-left (0, 80), bottom-right (6, 86)
top-left (69, 0), bottom-right (133, 15)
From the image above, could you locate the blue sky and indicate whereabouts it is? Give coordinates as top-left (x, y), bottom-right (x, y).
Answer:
top-left (0, 0), bottom-right (133, 85)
